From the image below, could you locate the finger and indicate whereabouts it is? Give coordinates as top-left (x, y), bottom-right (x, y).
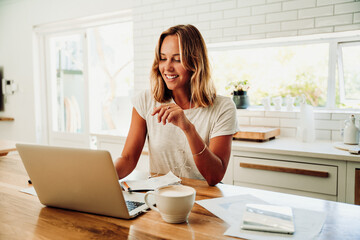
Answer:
top-left (151, 104), bottom-right (168, 117)
top-left (161, 105), bottom-right (176, 124)
top-left (167, 111), bottom-right (173, 123)
top-left (152, 104), bottom-right (168, 115)
top-left (151, 105), bottom-right (162, 116)
top-left (157, 107), bottom-right (167, 123)
top-left (162, 109), bottom-right (171, 125)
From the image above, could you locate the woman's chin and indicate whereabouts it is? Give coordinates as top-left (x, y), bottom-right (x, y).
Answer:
top-left (165, 82), bottom-right (176, 90)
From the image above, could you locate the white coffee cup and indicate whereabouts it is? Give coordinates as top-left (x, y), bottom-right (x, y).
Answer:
top-left (144, 185), bottom-right (196, 223)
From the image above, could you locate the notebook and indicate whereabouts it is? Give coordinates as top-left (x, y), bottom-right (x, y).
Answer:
top-left (241, 204), bottom-right (295, 234)
top-left (120, 171), bottom-right (181, 192)
top-left (16, 143), bottom-right (148, 219)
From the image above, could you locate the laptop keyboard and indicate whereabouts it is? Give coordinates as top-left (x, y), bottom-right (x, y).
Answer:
top-left (125, 200), bottom-right (145, 212)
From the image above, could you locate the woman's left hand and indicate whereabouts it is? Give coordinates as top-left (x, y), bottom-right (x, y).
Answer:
top-left (151, 103), bottom-right (192, 131)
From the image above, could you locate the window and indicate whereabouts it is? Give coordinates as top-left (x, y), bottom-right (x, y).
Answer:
top-left (337, 42), bottom-right (360, 109)
top-left (35, 11), bottom-right (133, 147)
top-left (208, 32), bottom-right (360, 110)
top-left (50, 34), bottom-right (86, 133)
top-left (48, 23), bottom-right (133, 134)
top-left (87, 22), bottom-right (134, 132)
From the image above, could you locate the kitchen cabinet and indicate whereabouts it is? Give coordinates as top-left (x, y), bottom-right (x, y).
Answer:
top-left (231, 151), bottom-right (345, 201)
top-left (346, 162), bottom-right (360, 205)
top-left (91, 132), bottom-right (149, 172)
top-left (356, 169), bottom-right (360, 205)
top-left (230, 138), bottom-right (360, 204)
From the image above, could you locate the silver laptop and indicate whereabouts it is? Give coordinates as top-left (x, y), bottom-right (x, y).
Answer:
top-left (16, 143), bottom-right (148, 219)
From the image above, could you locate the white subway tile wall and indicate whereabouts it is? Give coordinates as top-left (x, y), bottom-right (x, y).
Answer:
top-left (237, 109), bottom-right (359, 140)
top-left (315, 129), bottom-right (332, 140)
top-left (131, 0), bottom-right (360, 140)
top-left (298, 6), bottom-right (334, 19)
top-left (266, 111), bottom-right (297, 118)
top-left (132, 0), bottom-right (360, 92)
top-left (251, 116), bottom-right (280, 126)
top-left (335, 2), bottom-right (360, 14)
top-left (355, 12), bottom-right (360, 23)
top-left (237, 116), bottom-right (250, 125)
top-left (279, 118), bottom-right (298, 128)
top-left (280, 127), bottom-right (297, 137)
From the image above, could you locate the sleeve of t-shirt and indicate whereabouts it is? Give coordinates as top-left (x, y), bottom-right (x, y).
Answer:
top-left (210, 96), bottom-right (239, 139)
top-left (131, 90), bottom-right (152, 120)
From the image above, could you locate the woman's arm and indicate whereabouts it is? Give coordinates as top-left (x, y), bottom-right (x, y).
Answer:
top-left (114, 107), bottom-right (147, 179)
top-left (184, 123), bottom-right (232, 186)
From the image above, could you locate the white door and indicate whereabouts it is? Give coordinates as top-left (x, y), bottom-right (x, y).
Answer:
top-left (45, 32), bottom-right (90, 147)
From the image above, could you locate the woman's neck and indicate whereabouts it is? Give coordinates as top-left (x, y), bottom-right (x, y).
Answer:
top-left (172, 90), bottom-right (192, 109)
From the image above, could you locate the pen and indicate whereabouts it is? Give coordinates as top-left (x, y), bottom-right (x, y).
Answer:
top-left (122, 181), bottom-right (131, 192)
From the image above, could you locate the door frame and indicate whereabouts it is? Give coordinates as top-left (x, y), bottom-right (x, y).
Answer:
top-left (33, 10), bottom-right (132, 147)
top-left (44, 31), bottom-right (90, 147)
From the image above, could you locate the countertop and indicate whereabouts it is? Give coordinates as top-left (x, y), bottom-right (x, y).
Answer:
top-left (91, 131), bottom-right (360, 162)
top-left (232, 137), bottom-right (360, 162)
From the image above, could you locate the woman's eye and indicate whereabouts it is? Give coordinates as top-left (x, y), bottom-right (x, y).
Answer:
top-left (160, 58), bottom-right (166, 61)
top-left (173, 59), bottom-right (181, 62)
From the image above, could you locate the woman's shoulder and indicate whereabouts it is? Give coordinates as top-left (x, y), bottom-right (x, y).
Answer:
top-left (132, 89), bottom-right (157, 115)
top-left (215, 94), bottom-right (232, 102)
top-left (213, 95), bottom-right (235, 109)
top-left (198, 95), bottom-right (235, 117)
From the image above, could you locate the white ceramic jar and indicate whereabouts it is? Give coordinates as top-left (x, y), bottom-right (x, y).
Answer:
top-left (343, 115), bottom-right (359, 145)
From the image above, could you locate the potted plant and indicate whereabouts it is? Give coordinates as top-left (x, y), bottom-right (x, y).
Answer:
top-left (226, 80), bottom-right (250, 109)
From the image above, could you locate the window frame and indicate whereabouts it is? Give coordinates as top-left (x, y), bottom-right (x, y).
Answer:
top-left (207, 31), bottom-right (360, 111)
top-left (337, 41), bottom-right (360, 106)
top-left (33, 10), bottom-right (133, 146)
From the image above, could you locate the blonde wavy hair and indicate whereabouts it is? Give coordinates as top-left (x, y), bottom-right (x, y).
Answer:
top-left (150, 24), bottom-right (216, 108)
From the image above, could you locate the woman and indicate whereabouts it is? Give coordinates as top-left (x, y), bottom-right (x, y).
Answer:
top-left (115, 24), bottom-right (238, 186)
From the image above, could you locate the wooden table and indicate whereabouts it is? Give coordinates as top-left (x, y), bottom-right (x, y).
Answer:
top-left (1, 154), bottom-right (360, 239)
top-left (0, 139), bottom-right (17, 156)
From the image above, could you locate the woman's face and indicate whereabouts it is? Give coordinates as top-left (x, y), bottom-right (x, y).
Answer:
top-left (159, 35), bottom-right (191, 92)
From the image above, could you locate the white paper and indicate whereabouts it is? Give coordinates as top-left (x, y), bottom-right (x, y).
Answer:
top-left (120, 171), bottom-right (181, 191)
top-left (241, 204), bottom-right (295, 234)
top-left (196, 194), bottom-right (326, 240)
top-left (196, 194), bottom-right (268, 224)
top-left (20, 186), bottom-right (37, 196)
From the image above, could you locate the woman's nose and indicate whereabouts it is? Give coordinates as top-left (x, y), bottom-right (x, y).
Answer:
top-left (163, 60), bottom-right (174, 71)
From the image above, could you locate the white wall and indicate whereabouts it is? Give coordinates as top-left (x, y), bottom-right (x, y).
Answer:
top-left (0, 0), bottom-right (359, 143)
top-left (132, 0), bottom-right (360, 93)
top-left (0, 0), bottom-right (133, 142)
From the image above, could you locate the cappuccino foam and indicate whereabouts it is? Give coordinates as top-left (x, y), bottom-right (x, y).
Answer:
top-left (158, 185), bottom-right (194, 197)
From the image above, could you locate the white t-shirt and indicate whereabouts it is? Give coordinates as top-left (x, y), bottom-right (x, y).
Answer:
top-left (132, 90), bottom-right (238, 180)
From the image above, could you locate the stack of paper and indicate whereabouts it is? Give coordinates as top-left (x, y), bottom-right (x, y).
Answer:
top-left (241, 204), bottom-right (295, 234)
top-left (120, 171), bottom-right (181, 192)
top-left (196, 194), bottom-right (326, 240)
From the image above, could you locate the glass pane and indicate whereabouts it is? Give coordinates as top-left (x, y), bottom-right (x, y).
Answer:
top-left (210, 43), bottom-right (329, 107)
top-left (50, 34), bottom-right (85, 133)
top-left (337, 43), bottom-right (360, 109)
top-left (87, 22), bottom-right (134, 132)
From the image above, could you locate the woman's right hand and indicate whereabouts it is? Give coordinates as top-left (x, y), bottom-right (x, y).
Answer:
top-left (151, 103), bottom-right (192, 132)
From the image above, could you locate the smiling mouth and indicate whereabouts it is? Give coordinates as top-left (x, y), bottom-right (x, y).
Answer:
top-left (165, 74), bottom-right (179, 80)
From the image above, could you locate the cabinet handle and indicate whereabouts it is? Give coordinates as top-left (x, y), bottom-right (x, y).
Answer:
top-left (240, 163), bottom-right (329, 178)
top-left (355, 169), bottom-right (360, 205)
